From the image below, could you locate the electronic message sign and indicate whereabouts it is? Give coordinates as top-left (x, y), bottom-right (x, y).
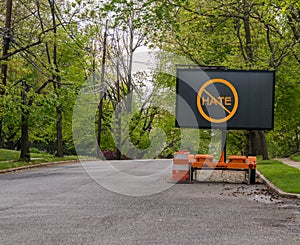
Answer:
top-left (176, 68), bottom-right (275, 130)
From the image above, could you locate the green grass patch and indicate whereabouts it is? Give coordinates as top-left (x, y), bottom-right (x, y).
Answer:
top-left (0, 149), bottom-right (20, 161)
top-left (0, 148), bottom-right (78, 171)
top-left (257, 159), bottom-right (300, 194)
top-left (291, 152), bottom-right (300, 162)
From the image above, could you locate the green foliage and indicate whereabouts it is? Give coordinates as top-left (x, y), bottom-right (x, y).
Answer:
top-left (127, 106), bottom-right (181, 158)
top-left (1, 0), bottom-right (87, 156)
top-left (1, 0), bottom-right (299, 160)
top-left (226, 131), bottom-right (247, 155)
top-left (291, 153), bottom-right (300, 162)
top-left (267, 61), bottom-right (300, 157)
top-left (149, 0), bottom-right (300, 158)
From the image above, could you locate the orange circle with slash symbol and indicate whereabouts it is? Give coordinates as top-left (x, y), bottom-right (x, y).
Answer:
top-left (197, 78), bottom-right (239, 123)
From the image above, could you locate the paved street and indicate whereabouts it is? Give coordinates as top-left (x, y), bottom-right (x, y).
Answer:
top-left (0, 160), bottom-right (299, 244)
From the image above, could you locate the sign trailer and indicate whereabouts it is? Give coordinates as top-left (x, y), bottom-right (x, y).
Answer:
top-left (173, 67), bottom-right (275, 184)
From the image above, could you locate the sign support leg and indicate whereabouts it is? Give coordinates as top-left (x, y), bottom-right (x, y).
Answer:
top-left (219, 130), bottom-right (226, 163)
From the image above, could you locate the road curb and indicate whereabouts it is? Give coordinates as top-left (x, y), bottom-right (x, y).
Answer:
top-left (256, 170), bottom-right (300, 199)
top-left (0, 160), bottom-right (79, 174)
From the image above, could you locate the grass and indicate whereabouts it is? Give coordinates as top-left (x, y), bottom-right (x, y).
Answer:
top-left (0, 149), bottom-right (21, 161)
top-left (0, 148), bottom-right (78, 171)
top-left (257, 159), bottom-right (300, 194)
top-left (291, 152), bottom-right (300, 162)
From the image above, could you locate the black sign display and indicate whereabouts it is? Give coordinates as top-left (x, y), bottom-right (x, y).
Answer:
top-left (176, 68), bottom-right (275, 130)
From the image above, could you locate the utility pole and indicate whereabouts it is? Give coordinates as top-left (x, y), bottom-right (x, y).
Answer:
top-left (97, 19), bottom-right (108, 158)
top-left (0, 0), bottom-right (13, 146)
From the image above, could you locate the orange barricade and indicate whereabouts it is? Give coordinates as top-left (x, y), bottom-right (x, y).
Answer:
top-left (193, 154), bottom-right (214, 168)
top-left (172, 151), bottom-right (193, 181)
top-left (173, 151), bottom-right (257, 184)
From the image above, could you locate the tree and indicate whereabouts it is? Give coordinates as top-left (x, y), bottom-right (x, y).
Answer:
top-left (0, 0), bottom-right (13, 147)
top-left (145, 0), bottom-right (300, 159)
top-left (1, 0), bottom-right (87, 159)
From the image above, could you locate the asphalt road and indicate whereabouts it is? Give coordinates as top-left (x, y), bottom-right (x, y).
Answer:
top-left (0, 160), bottom-right (299, 244)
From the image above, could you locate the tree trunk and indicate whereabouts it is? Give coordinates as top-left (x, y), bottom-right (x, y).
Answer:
top-left (55, 105), bottom-right (63, 157)
top-left (1, 0), bottom-right (12, 86)
top-left (242, 2), bottom-right (269, 159)
top-left (116, 57), bottom-right (121, 160)
top-left (0, 0), bottom-right (13, 146)
top-left (96, 20), bottom-right (108, 158)
top-left (0, 121), bottom-right (3, 148)
top-left (248, 130), bottom-right (258, 156)
top-left (242, 1), bottom-right (253, 65)
top-left (20, 112), bottom-right (30, 161)
top-left (258, 130), bottom-right (269, 160)
top-left (20, 81), bottom-right (30, 161)
top-left (246, 130), bottom-right (269, 159)
top-left (97, 97), bottom-right (104, 158)
top-left (126, 28), bottom-right (134, 113)
top-left (49, 0), bottom-right (63, 157)
top-left (116, 119), bottom-right (121, 160)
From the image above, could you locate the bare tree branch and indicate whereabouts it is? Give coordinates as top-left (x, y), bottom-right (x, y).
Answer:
top-left (0, 26), bottom-right (59, 61)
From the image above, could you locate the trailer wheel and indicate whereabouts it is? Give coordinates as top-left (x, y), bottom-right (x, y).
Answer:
top-left (248, 169), bottom-right (256, 185)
